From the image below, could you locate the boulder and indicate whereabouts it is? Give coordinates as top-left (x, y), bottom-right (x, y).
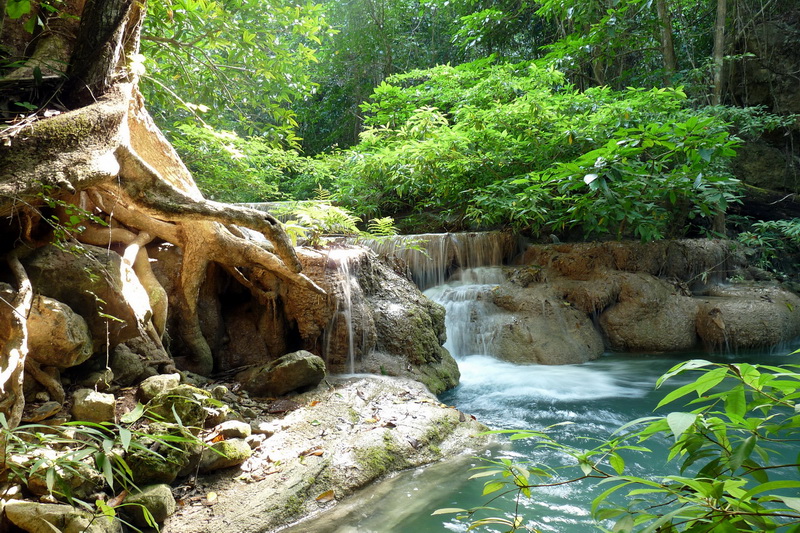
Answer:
top-left (292, 247), bottom-right (460, 393)
top-left (27, 295), bottom-right (93, 368)
top-left (109, 343), bottom-right (145, 386)
top-left (236, 350), bottom-right (325, 397)
top-left (71, 388), bottom-right (116, 423)
top-left (198, 439), bottom-right (252, 473)
top-left (138, 372), bottom-right (181, 402)
top-left (4, 501), bottom-right (121, 533)
top-left (489, 284), bottom-right (604, 364)
top-left (121, 484), bottom-right (176, 527)
top-left (126, 422), bottom-right (202, 485)
top-left (22, 244), bottom-right (154, 351)
top-left (145, 384), bottom-right (211, 427)
top-left (598, 273), bottom-right (699, 352)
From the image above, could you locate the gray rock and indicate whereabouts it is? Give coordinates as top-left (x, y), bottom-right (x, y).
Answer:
top-left (71, 388), bottom-right (115, 423)
top-left (236, 350), bottom-right (325, 397)
top-left (4, 500), bottom-right (121, 533)
top-left (199, 439), bottom-right (252, 473)
top-left (138, 373), bottom-right (181, 402)
top-left (76, 368), bottom-right (114, 391)
top-left (110, 343), bottom-right (146, 386)
top-left (122, 484), bottom-right (177, 527)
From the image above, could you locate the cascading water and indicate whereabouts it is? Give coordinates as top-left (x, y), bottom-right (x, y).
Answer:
top-left (323, 248), bottom-right (363, 373)
top-left (423, 267), bottom-right (507, 357)
top-left (359, 231), bottom-right (516, 290)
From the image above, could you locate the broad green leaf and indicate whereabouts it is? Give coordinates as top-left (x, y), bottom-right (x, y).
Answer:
top-left (666, 412), bottom-right (697, 441)
top-left (482, 481), bottom-right (506, 495)
top-left (780, 496), bottom-right (800, 513)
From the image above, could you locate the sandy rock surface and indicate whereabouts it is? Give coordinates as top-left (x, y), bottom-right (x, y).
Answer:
top-left (163, 374), bottom-right (487, 533)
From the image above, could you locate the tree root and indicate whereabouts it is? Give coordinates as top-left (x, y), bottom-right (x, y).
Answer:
top-left (0, 251), bottom-right (33, 428)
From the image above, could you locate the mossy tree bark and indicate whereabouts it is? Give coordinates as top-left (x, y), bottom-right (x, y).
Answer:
top-left (0, 0), bottom-right (323, 427)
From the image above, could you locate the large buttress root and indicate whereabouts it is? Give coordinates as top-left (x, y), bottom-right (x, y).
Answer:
top-left (0, 252), bottom-right (34, 428)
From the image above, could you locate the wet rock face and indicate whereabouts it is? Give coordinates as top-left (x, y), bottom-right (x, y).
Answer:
top-left (695, 286), bottom-right (800, 350)
top-left (291, 247), bottom-right (459, 393)
top-left (489, 284), bottom-right (604, 365)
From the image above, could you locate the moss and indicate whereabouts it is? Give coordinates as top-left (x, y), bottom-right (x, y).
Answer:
top-left (355, 431), bottom-right (406, 478)
top-left (421, 415), bottom-right (458, 449)
top-left (283, 495), bottom-right (304, 517)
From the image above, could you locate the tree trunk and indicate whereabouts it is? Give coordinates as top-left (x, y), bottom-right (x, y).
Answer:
top-left (712, 0), bottom-right (728, 105)
top-left (0, 1), bottom-right (323, 427)
top-left (656, 0), bottom-right (677, 84)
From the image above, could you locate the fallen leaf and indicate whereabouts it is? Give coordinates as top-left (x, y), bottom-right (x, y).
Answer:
top-left (309, 400), bottom-right (320, 407)
top-left (316, 490), bottom-right (335, 503)
top-left (206, 492), bottom-right (217, 503)
top-left (107, 490), bottom-right (128, 508)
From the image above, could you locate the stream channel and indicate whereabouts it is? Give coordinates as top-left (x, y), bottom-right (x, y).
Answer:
top-left (288, 256), bottom-right (800, 533)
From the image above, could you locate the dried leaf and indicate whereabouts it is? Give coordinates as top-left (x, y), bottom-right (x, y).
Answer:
top-left (316, 490), bottom-right (335, 503)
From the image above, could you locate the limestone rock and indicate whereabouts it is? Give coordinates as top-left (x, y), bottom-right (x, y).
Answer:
top-left (138, 372), bottom-right (181, 402)
top-left (145, 383), bottom-right (211, 427)
top-left (109, 343), bottom-right (145, 386)
top-left (236, 350), bottom-right (325, 397)
top-left (198, 438), bottom-right (252, 473)
top-left (71, 388), bottom-right (115, 423)
top-left (4, 501), bottom-right (121, 533)
top-left (126, 422), bottom-right (201, 485)
top-left (598, 273), bottom-right (699, 352)
top-left (122, 484), bottom-right (176, 527)
top-left (489, 284), bottom-right (604, 365)
top-left (27, 295), bottom-right (93, 368)
top-left (696, 285), bottom-right (800, 350)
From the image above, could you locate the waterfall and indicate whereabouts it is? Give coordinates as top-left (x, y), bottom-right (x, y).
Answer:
top-left (359, 231), bottom-right (517, 290)
top-left (423, 267), bottom-right (507, 358)
top-left (323, 248), bottom-right (363, 373)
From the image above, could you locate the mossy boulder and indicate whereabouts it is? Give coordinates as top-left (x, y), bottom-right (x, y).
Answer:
top-left (145, 384), bottom-right (212, 427)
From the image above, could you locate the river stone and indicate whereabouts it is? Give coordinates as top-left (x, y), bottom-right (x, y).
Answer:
top-left (4, 500), bottom-right (121, 533)
top-left (138, 372), bottom-right (181, 402)
top-left (22, 244), bottom-right (154, 352)
top-left (122, 484), bottom-right (177, 527)
top-left (214, 420), bottom-right (252, 439)
top-left (236, 350), bottom-right (325, 397)
top-left (198, 438), bottom-right (252, 473)
top-left (695, 285), bottom-right (800, 350)
top-left (71, 388), bottom-right (116, 423)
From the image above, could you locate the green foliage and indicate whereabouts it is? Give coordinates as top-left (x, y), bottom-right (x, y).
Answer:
top-left (332, 59), bottom-right (741, 238)
top-left (272, 201), bottom-right (397, 247)
top-left (141, 0), bottom-right (331, 146)
top-left (738, 218), bottom-right (800, 272)
top-left (440, 360), bottom-right (800, 532)
top-left (0, 406), bottom-right (205, 531)
top-left (169, 124), bottom-right (336, 202)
